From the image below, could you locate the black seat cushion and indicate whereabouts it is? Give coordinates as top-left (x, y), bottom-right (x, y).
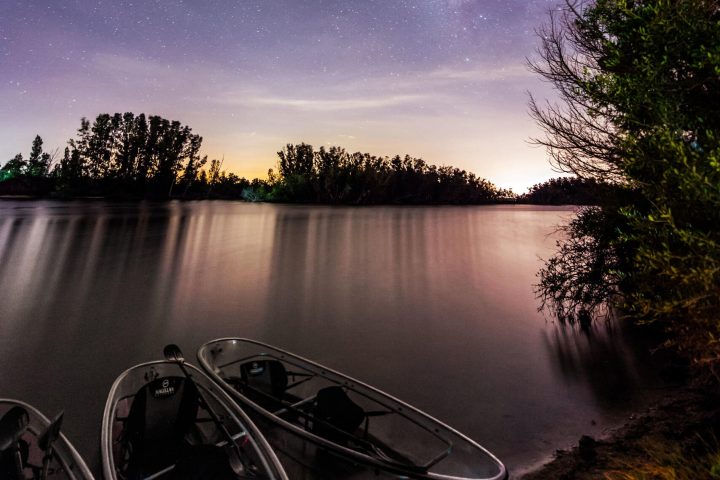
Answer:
top-left (312, 386), bottom-right (365, 443)
top-left (123, 376), bottom-right (199, 477)
top-left (239, 360), bottom-right (288, 399)
top-left (0, 439), bottom-right (28, 480)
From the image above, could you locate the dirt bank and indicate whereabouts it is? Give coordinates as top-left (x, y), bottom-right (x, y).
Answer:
top-left (521, 386), bottom-right (720, 479)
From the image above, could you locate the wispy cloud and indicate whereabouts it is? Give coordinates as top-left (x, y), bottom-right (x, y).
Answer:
top-left (90, 52), bottom-right (529, 116)
top-left (243, 94), bottom-right (426, 112)
top-left (325, 62), bottom-right (535, 99)
top-left (427, 64), bottom-right (532, 82)
top-left (90, 54), bottom-right (427, 113)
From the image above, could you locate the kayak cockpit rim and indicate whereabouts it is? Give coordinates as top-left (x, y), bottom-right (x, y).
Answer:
top-left (210, 349), bottom-right (454, 471)
top-left (197, 337), bottom-right (508, 480)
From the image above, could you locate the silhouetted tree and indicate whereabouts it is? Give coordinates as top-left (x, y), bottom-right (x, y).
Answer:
top-left (68, 118), bottom-right (91, 179)
top-left (87, 114), bottom-right (114, 179)
top-left (278, 143), bottom-right (314, 177)
top-left (52, 112), bottom-right (206, 197)
top-left (0, 154), bottom-right (25, 181)
top-left (181, 152), bottom-right (207, 198)
top-left (266, 143), bottom-right (503, 205)
top-left (520, 177), bottom-right (623, 205)
top-left (26, 135), bottom-right (50, 177)
top-left (133, 113), bottom-right (149, 186)
top-left (115, 112), bottom-right (139, 181)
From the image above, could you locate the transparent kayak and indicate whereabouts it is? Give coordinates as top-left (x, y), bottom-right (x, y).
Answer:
top-left (0, 399), bottom-right (94, 480)
top-left (101, 358), bottom-right (288, 480)
top-left (197, 338), bottom-right (508, 480)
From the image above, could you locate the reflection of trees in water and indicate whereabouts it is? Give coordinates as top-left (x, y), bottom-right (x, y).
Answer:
top-left (261, 207), bottom-right (436, 345)
top-left (543, 318), bottom-right (659, 409)
top-left (0, 204), bottom-right (191, 337)
top-left (263, 208), bottom-right (313, 334)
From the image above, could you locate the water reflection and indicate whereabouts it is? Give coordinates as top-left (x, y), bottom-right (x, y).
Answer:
top-left (264, 208), bottom-right (440, 339)
top-left (542, 319), bottom-right (657, 409)
top-left (0, 201), bottom-right (661, 476)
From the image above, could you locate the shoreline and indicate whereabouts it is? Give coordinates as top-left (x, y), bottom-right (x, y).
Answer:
top-left (520, 385), bottom-right (720, 479)
top-left (0, 195), bottom-right (588, 211)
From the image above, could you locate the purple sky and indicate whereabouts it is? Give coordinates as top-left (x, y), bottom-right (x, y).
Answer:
top-left (1, 0), bottom-right (562, 192)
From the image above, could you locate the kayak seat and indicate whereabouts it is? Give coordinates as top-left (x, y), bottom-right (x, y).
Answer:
top-left (239, 359), bottom-right (288, 400)
top-left (122, 376), bottom-right (199, 477)
top-left (312, 386), bottom-right (365, 444)
top-left (0, 440), bottom-right (29, 480)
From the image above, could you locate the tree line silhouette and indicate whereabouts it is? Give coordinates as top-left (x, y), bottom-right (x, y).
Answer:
top-left (0, 113), bottom-right (524, 204)
top-left (517, 177), bottom-right (625, 206)
top-left (260, 143), bottom-right (514, 204)
top-left (1, 112), bottom-right (610, 205)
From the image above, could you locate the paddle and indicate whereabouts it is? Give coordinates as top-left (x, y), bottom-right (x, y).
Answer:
top-left (163, 344), bottom-right (260, 477)
top-left (0, 406), bottom-right (30, 479)
top-left (37, 411), bottom-right (63, 480)
top-left (163, 344), bottom-right (184, 364)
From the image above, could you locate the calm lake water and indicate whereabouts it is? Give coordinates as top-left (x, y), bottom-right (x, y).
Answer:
top-left (0, 201), bottom-right (662, 477)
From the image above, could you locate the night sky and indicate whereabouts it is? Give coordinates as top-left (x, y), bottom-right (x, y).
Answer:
top-left (1, 0), bottom-right (561, 192)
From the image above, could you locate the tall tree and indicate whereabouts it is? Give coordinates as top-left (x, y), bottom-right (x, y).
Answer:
top-left (180, 136), bottom-right (205, 198)
top-left (68, 118), bottom-right (91, 178)
top-left (26, 135), bottom-right (50, 177)
top-left (113, 112), bottom-right (135, 181)
top-left (532, 0), bottom-right (720, 369)
top-left (277, 143), bottom-right (314, 177)
top-left (88, 114), bottom-right (115, 179)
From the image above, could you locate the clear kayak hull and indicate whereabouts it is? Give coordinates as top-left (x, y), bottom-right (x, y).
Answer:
top-left (100, 359), bottom-right (288, 480)
top-left (0, 399), bottom-right (95, 480)
top-left (197, 338), bottom-right (508, 480)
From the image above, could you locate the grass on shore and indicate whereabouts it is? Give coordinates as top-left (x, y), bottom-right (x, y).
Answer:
top-left (522, 388), bottom-right (720, 480)
top-left (603, 434), bottom-right (720, 480)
